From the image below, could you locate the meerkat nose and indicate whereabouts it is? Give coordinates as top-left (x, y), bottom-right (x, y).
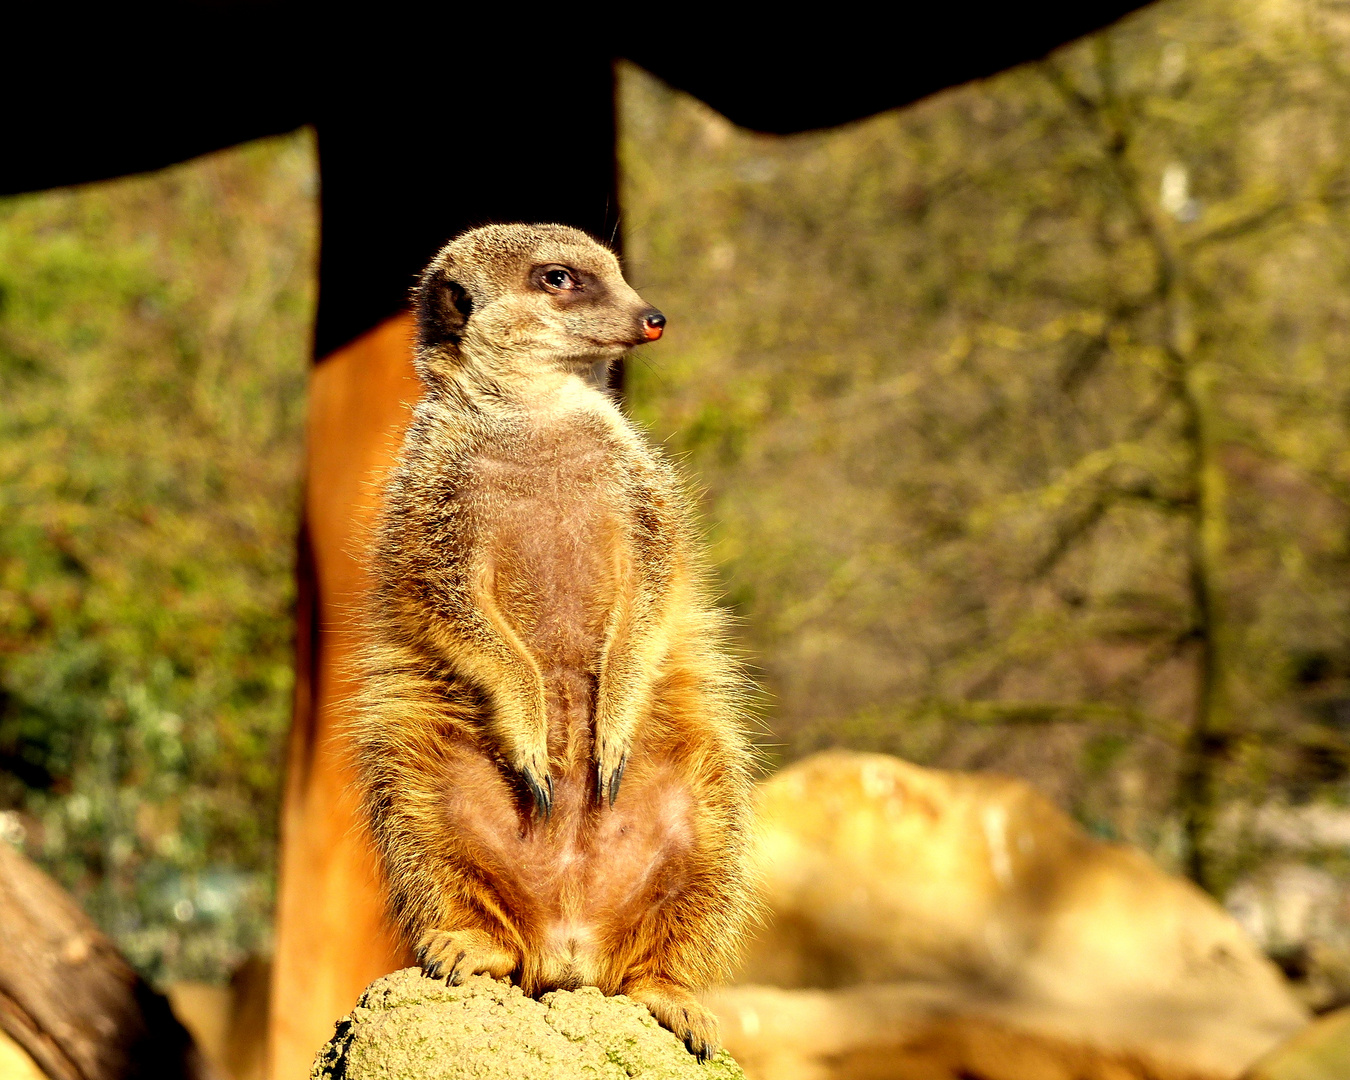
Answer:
top-left (642, 311), bottom-right (666, 341)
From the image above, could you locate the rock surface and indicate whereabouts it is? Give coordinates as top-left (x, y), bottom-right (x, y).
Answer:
top-left (310, 968), bottom-right (746, 1080)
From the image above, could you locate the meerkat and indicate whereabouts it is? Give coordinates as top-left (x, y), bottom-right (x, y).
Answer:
top-left (350, 223), bottom-right (757, 1059)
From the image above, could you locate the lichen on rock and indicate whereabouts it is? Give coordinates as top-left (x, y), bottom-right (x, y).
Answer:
top-left (310, 968), bottom-right (746, 1080)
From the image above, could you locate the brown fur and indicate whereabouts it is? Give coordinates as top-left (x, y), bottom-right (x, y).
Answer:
top-left (350, 223), bottom-right (758, 1058)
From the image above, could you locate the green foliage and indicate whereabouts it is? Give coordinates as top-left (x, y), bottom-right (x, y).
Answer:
top-left (0, 131), bottom-right (315, 982)
top-left (619, 0), bottom-right (1350, 895)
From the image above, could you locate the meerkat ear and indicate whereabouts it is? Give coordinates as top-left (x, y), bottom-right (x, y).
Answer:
top-left (417, 271), bottom-right (474, 348)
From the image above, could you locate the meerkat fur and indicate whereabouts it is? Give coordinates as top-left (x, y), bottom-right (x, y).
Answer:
top-left (350, 223), bottom-right (758, 1059)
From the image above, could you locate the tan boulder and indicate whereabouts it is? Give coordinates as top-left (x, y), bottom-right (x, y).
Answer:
top-left (720, 751), bottom-right (1309, 1080)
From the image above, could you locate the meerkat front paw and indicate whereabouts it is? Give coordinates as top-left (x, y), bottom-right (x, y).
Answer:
top-left (594, 741), bottom-right (628, 808)
top-left (624, 980), bottom-right (720, 1062)
top-left (416, 928), bottom-right (516, 986)
top-left (505, 738), bottom-right (552, 819)
top-left (518, 760), bottom-right (553, 819)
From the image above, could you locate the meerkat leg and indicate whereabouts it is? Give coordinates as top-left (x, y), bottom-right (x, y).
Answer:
top-left (618, 875), bottom-right (746, 1062)
top-left (424, 569), bottom-right (551, 815)
top-left (594, 622), bottom-right (648, 805)
top-left (615, 726), bottom-right (755, 1061)
top-left (622, 978), bottom-right (720, 1061)
top-left (471, 584), bottom-right (552, 813)
top-left (594, 620), bottom-right (672, 805)
top-left (594, 550), bottom-right (674, 805)
top-left (416, 927), bottom-right (517, 985)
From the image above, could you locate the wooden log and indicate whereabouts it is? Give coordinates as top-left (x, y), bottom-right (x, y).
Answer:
top-left (0, 841), bottom-right (213, 1080)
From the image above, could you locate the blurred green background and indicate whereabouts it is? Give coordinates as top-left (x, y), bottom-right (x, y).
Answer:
top-left (3, 0), bottom-right (1350, 1009)
top-left (0, 133), bottom-right (315, 980)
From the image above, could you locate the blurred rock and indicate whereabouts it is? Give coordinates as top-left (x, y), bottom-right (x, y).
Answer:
top-left (710, 982), bottom-right (1211, 1080)
top-left (310, 968), bottom-right (744, 1080)
top-left (727, 751), bottom-right (1309, 1079)
top-left (1244, 1005), bottom-right (1350, 1080)
top-left (197, 952), bottom-right (1194, 1080)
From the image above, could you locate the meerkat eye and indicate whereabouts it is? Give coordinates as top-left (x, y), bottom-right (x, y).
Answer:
top-left (539, 266), bottom-right (580, 292)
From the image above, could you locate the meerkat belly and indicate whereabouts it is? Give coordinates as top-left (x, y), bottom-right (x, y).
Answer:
top-left (455, 444), bottom-right (695, 986)
top-left (437, 735), bottom-right (697, 988)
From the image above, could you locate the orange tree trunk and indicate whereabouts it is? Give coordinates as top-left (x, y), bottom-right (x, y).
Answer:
top-left (269, 314), bottom-right (420, 1080)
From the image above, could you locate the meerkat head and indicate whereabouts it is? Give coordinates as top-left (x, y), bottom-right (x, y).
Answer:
top-left (412, 223), bottom-right (665, 383)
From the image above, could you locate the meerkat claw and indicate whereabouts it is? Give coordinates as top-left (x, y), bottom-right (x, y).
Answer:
top-left (444, 949), bottom-right (468, 985)
top-left (595, 753), bottom-right (627, 807)
top-left (522, 767), bottom-right (552, 819)
top-left (417, 929), bottom-right (516, 987)
top-left (625, 981), bottom-right (719, 1061)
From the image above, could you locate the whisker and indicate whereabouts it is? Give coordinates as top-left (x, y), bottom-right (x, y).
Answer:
top-left (633, 351), bottom-right (670, 391)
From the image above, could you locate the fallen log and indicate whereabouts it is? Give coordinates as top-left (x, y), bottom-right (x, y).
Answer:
top-left (0, 841), bottom-right (212, 1080)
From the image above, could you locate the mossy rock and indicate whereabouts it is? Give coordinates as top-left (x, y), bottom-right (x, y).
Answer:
top-left (311, 968), bottom-right (746, 1080)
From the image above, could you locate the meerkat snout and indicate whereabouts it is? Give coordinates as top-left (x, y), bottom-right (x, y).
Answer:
top-left (412, 223), bottom-right (666, 378)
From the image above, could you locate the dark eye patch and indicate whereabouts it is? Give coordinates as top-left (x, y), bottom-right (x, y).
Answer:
top-left (532, 263), bottom-right (609, 305)
top-left (535, 264), bottom-right (581, 292)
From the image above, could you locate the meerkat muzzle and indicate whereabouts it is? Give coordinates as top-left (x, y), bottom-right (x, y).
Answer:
top-left (642, 311), bottom-right (666, 341)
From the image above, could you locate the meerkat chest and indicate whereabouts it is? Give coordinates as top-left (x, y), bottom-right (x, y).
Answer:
top-left (470, 424), bottom-right (632, 659)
